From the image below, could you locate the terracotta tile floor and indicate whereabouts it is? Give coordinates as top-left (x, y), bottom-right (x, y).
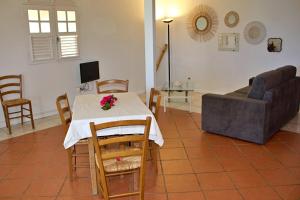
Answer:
top-left (0, 108), bottom-right (300, 200)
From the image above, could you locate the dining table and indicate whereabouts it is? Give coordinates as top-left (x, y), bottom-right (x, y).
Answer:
top-left (63, 92), bottom-right (164, 195)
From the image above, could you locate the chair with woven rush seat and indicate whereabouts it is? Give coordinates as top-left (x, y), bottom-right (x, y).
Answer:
top-left (56, 93), bottom-right (89, 180)
top-left (89, 117), bottom-right (151, 200)
top-left (0, 75), bottom-right (35, 134)
top-left (96, 79), bottom-right (129, 94)
top-left (149, 88), bottom-right (161, 119)
top-left (148, 88), bottom-right (161, 168)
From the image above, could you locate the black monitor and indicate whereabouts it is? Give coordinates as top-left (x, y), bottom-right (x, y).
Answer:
top-left (80, 61), bottom-right (100, 83)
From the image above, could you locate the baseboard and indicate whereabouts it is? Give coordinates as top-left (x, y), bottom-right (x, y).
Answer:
top-left (0, 109), bottom-right (58, 128)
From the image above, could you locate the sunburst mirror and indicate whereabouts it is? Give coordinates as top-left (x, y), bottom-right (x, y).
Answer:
top-left (187, 4), bottom-right (218, 42)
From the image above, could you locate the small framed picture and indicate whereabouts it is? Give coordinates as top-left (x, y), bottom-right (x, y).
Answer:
top-left (218, 33), bottom-right (239, 52)
top-left (267, 38), bottom-right (282, 52)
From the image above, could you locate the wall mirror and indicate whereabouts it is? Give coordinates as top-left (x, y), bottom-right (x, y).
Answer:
top-left (187, 4), bottom-right (218, 42)
top-left (224, 11), bottom-right (239, 28)
top-left (196, 16), bottom-right (208, 31)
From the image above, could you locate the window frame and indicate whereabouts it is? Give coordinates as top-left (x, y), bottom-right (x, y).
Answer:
top-left (55, 8), bottom-right (80, 59)
top-left (24, 4), bottom-right (80, 64)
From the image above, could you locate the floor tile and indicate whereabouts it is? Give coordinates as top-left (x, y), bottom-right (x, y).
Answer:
top-left (24, 178), bottom-right (65, 197)
top-left (204, 189), bottom-right (243, 200)
top-left (274, 185), bottom-right (300, 200)
top-left (0, 165), bottom-right (12, 179)
top-left (237, 144), bottom-right (270, 157)
top-left (211, 145), bottom-right (242, 159)
top-left (288, 167), bottom-right (300, 179)
top-left (164, 174), bottom-right (201, 192)
top-left (274, 153), bottom-right (300, 167)
top-left (182, 137), bottom-right (207, 147)
top-left (247, 154), bottom-right (283, 170)
top-left (0, 179), bottom-right (31, 197)
top-left (59, 178), bottom-right (93, 196)
top-left (161, 160), bottom-right (193, 174)
top-left (143, 193), bottom-right (167, 200)
top-left (190, 158), bottom-right (223, 173)
top-left (217, 156), bottom-right (253, 171)
top-left (185, 146), bottom-right (216, 159)
top-left (228, 170), bottom-right (267, 188)
top-left (204, 133), bottom-right (234, 146)
top-left (22, 197), bottom-right (56, 200)
top-left (239, 187), bottom-right (281, 200)
top-left (161, 139), bottom-right (183, 149)
top-left (258, 168), bottom-right (300, 186)
top-left (144, 175), bottom-right (166, 193)
top-left (197, 172), bottom-right (235, 190)
top-left (159, 148), bottom-right (187, 160)
top-left (168, 191), bottom-right (205, 200)
top-left (178, 130), bottom-right (203, 138)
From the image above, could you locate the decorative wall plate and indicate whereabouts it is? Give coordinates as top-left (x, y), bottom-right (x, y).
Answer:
top-left (244, 21), bottom-right (267, 45)
top-left (187, 4), bottom-right (218, 42)
top-left (224, 11), bottom-right (239, 28)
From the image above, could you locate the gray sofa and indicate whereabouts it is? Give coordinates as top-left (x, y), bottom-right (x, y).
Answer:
top-left (202, 65), bottom-right (300, 144)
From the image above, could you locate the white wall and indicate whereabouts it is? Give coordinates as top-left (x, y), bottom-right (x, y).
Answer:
top-left (0, 0), bottom-right (146, 127)
top-left (156, 0), bottom-right (300, 94)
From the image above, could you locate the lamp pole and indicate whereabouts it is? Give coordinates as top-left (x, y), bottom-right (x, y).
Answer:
top-left (162, 18), bottom-right (173, 97)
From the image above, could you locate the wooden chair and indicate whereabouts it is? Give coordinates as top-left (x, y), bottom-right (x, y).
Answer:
top-left (0, 75), bottom-right (35, 134)
top-left (96, 79), bottom-right (129, 94)
top-left (90, 117), bottom-right (152, 200)
top-left (149, 88), bottom-right (161, 119)
top-left (56, 93), bottom-right (88, 180)
top-left (148, 88), bottom-right (161, 167)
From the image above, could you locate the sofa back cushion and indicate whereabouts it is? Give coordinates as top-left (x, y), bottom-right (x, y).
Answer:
top-left (248, 70), bottom-right (282, 99)
top-left (276, 65), bottom-right (296, 82)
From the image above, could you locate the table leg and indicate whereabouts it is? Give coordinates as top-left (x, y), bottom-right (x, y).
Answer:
top-left (88, 138), bottom-right (98, 195)
top-left (185, 91), bottom-right (188, 103)
top-left (189, 96), bottom-right (192, 113)
top-left (164, 96), bottom-right (167, 112)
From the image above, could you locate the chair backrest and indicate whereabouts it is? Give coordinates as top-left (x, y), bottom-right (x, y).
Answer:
top-left (56, 93), bottom-right (72, 133)
top-left (96, 79), bottom-right (129, 94)
top-left (0, 75), bottom-right (22, 102)
top-left (149, 88), bottom-right (161, 119)
top-left (89, 117), bottom-right (152, 199)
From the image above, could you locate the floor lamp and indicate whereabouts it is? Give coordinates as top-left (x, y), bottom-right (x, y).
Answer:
top-left (162, 18), bottom-right (173, 91)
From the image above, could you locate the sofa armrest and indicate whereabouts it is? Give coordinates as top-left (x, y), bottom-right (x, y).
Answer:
top-left (249, 77), bottom-right (255, 86)
top-left (202, 94), bottom-right (270, 144)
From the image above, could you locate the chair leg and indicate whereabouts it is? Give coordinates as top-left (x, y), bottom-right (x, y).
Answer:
top-left (149, 141), bottom-right (158, 172)
top-left (67, 148), bottom-right (73, 180)
top-left (2, 106), bottom-right (9, 128)
top-left (4, 107), bottom-right (12, 134)
top-left (21, 105), bottom-right (24, 125)
top-left (29, 102), bottom-right (35, 129)
top-left (74, 146), bottom-right (77, 171)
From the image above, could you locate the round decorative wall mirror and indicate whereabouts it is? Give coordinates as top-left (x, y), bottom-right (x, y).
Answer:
top-left (187, 4), bottom-right (218, 42)
top-left (224, 11), bottom-right (239, 28)
top-left (196, 16), bottom-right (208, 31)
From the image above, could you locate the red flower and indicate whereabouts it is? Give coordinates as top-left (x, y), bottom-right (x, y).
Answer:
top-left (100, 95), bottom-right (117, 110)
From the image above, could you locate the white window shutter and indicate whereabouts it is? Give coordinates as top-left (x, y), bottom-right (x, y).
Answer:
top-left (30, 35), bottom-right (54, 61)
top-left (58, 35), bottom-right (79, 58)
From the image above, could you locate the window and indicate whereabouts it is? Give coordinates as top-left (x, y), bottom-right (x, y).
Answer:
top-left (28, 9), bottom-right (54, 61)
top-left (56, 10), bottom-right (79, 58)
top-left (28, 9), bottom-right (51, 33)
top-left (27, 8), bottom-right (79, 62)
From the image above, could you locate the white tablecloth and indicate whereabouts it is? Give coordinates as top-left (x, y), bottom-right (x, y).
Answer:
top-left (63, 92), bottom-right (164, 149)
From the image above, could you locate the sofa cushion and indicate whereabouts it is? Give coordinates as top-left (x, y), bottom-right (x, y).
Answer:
top-left (235, 86), bottom-right (251, 95)
top-left (248, 70), bottom-right (282, 99)
top-left (276, 65), bottom-right (296, 82)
